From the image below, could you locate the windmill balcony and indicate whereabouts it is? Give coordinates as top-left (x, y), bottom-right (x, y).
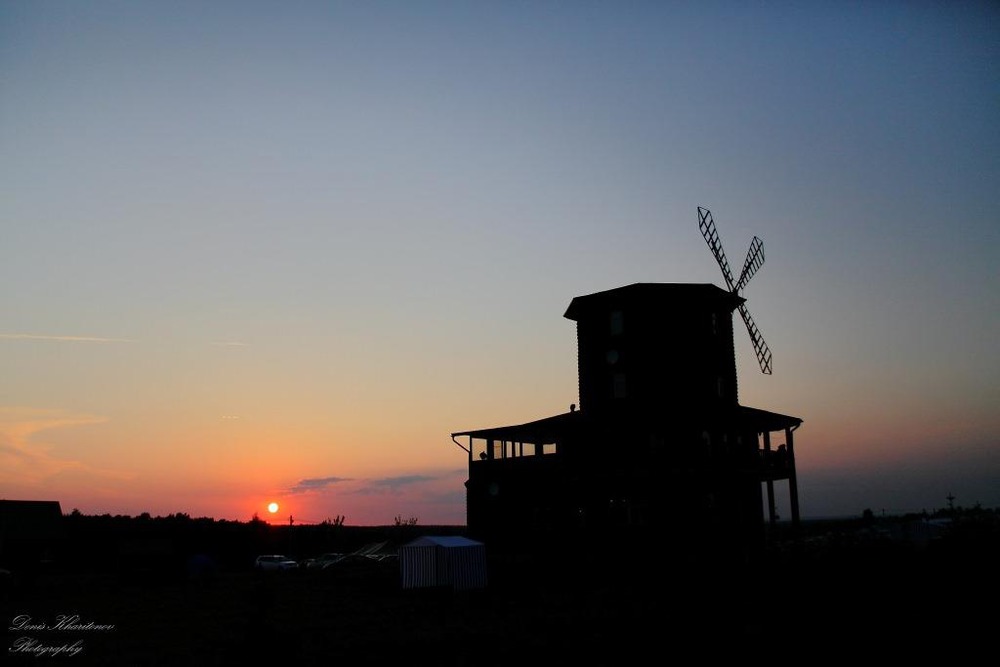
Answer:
top-left (758, 446), bottom-right (792, 479)
top-left (470, 439), bottom-right (558, 463)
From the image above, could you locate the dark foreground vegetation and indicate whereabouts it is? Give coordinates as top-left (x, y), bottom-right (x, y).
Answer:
top-left (2, 507), bottom-right (996, 664)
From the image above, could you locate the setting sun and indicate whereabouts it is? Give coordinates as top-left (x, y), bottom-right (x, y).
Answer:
top-left (267, 502), bottom-right (279, 514)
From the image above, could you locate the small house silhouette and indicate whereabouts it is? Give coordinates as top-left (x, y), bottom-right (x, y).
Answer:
top-left (0, 499), bottom-right (65, 572)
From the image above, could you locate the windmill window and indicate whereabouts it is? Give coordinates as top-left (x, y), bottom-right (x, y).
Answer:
top-left (613, 373), bottom-right (627, 398)
top-left (610, 310), bottom-right (623, 335)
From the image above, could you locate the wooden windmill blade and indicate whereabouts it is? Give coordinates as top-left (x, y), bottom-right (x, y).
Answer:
top-left (697, 206), bottom-right (735, 292)
top-left (737, 302), bottom-right (773, 375)
top-left (736, 236), bottom-right (764, 293)
top-left (698, 206), bottom-right (773, 375)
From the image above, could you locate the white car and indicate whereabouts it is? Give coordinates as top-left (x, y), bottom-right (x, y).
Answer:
top-left (254, 555), bottom-right (298, 571)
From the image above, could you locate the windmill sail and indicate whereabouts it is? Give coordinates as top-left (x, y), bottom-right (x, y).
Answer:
top-left (699, 206), bottom-right (773, 375)
top-left (737, 303), bottom-right (772, 375)
top-left (736, 236), bottom-right (764, 293)
top-left (697, 207), bottom-right (735, 291)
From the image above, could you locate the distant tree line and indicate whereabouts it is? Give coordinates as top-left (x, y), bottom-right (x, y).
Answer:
top-left (54, 510), bottom-right (458, 576)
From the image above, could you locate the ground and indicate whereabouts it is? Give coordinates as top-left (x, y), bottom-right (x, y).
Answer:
top-left (2, 518), bottom-right (995, 664)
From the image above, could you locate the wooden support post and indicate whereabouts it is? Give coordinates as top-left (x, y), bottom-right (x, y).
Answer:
top-left (764, 431), bottom-right (777, 525)
top-left (787, 426), bottom-right (801, 531)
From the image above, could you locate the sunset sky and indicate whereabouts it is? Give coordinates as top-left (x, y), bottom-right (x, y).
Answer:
top-left (2, 2), bottom-right (997, 525)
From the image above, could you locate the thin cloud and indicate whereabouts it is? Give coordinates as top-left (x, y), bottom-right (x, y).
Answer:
top-left (354, 474), bottom-right (437, 495)
top-left (287, 476), bottom-right (353, 495)
top-left (372, 474), bottom-right (437, 489)
top-left (423, 490), bottom-right (467, 505)
top-left (212, 341), bottom-right (249, 347)
top-left (0, 333), bottom-right (133, 343)
top-left (0, 407), bottom-right (130, 485)
top-left (0, 442), bottom-right (34, 461)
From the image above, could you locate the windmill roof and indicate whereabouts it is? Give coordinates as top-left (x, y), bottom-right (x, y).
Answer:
top-left (563, 283), bottom-right (743, 321)
top-left (725, 405), bottom-right (803, 432)
top-left (452, 411), bottom-right (583, 443)
top-left (452, 405), bottom-right (800, 441)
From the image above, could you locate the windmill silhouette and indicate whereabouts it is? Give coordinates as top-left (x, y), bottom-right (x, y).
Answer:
top-left (698, 206), bottom-right (773, 375)
top-left (453, 205), bottom-right (805, 550)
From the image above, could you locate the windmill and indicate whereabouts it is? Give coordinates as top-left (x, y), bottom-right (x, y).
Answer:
top-left (697, 206), bottom-right (773, 375)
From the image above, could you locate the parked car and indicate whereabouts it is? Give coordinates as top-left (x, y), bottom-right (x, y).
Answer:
top-left (254, 555), bottom-right (298, 572)
top-left (304, 553), bottom-right (344, 570)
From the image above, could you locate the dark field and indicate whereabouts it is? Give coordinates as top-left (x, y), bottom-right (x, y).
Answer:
top-left (3, 516), bottom-right (996, 665)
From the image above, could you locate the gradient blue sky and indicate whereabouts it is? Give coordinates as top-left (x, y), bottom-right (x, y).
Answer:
top-left (2, 1), bottom-right (997, 523)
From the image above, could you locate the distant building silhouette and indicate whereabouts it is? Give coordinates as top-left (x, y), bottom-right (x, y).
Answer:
top-left (452, 283), bottom-right (802, 559)
top-left (0, 499), bottom-right (65, 572)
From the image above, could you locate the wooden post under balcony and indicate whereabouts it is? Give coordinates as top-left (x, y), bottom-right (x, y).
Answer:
top-left (787, 426), bottom-right (801, 530)
top-left (764, 430), bottom-right (777, 525)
